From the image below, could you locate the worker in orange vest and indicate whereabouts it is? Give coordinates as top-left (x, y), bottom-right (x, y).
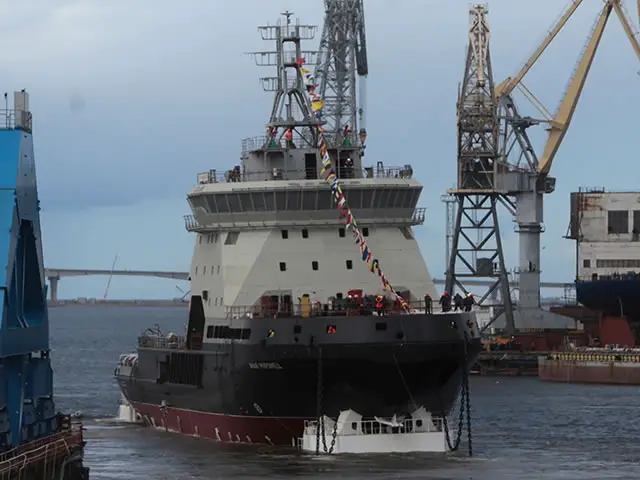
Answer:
top-left (285, 128), bottom-right (295, 148)
top-left (375, 295), bottom-right (384, 316)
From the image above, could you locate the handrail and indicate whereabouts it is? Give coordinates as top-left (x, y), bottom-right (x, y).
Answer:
top-left (0, 420), bottom-right (83, 474)
top-left (195, 165), bottom-right (414, 184)
top-left (138, 334), bottom-right (186, 349)
top-left (225, 299), bottom-right (473, 319)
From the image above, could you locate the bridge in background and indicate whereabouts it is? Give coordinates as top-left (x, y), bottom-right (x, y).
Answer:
top-left (44, 269), bottom-right (189, 302)
top-left (43, 268), bottom-right (572, 302)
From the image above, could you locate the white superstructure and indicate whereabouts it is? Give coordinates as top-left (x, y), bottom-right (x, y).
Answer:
top-left (180, 11), bottom-right (438, 344)
top-left (569, 190), bottom-right (640, 279)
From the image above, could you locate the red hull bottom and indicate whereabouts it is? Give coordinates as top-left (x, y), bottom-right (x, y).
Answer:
top-left (131, 402), bottom-right (308, 446)
top-left (539, 363), bottom-right (640, 385)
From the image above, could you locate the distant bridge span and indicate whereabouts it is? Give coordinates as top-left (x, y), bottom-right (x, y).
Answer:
top-left (44, 269), bottom-right (189, 301)
top-left (42, 268), bottom-right (572, 302)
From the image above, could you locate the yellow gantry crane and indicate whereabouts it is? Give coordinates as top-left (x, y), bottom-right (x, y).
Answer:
top-left (496, 0), bottom-right (640, 176)
top-left (448, 0), bottom-right (640, 334)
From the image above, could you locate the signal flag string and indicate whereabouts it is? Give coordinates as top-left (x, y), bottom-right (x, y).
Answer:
top-left (296, 58), bottom-right (412, 312)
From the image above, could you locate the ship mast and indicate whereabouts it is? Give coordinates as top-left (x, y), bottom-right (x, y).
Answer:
top-left (251, 11), bottom-right (320, 148)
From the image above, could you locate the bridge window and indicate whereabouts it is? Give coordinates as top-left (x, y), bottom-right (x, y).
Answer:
top-left (302, 191), bottom-right (317, 210)
top-left (251, 192), bottom-right (266, 211)
top-left (312, 261), bottom-right (318, 271)
top-left (281, 229), bottom-right (289, 239)
top-left (317, 191), bottom-right (333, 209)
top-left (346, 260), bottom-right (353, 270)
top-left (206, 325), bottom-right (214, 338)
top-left (203, 266), bottom-right (207, 274)
top-left (279, 262), bottom-right (287, 272)
top-left (362, 189), bottom-right (374, 209)
top-left (227, 193), bottom-right (242, 212)
top-left (302, 229), bottom-right (309, 239)
top-left (264, 192), bottom-right (275, 210)
top-left (350, 189), bottom-right (364, 209)
top-left (339, 228), bottom-right (345, 238)
top-left (225, 232), bottom-right (239, 245)
top-left (363, 228), bottom-right (369, 237)
top-left (194, 266), bottom-right (198, 275)
top-left (275, 192), bottom-right (287, 210)
top-left (217, 265), bottom-right (220, 274)
top-left (287, 191), bottom-right (301, 210)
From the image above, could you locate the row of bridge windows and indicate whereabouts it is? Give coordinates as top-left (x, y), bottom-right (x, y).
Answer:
top-left (188, 187), bottom-right (421, 214)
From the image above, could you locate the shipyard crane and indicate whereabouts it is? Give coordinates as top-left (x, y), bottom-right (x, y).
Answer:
top-left (447, 1), bottom-right (640, 334)
top-left (314, 0), bottom-right (368, 147)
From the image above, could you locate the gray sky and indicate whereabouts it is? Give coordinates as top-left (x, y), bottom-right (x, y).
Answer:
top-left (9, 0), bottom-right (639, 299)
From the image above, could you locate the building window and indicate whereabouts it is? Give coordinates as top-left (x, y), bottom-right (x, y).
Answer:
top-left (339, 228), bottom-right (345, 238)
top-left (281, 229), bottom-right (289, 239)
top-left (583, 259), bottom-right (591, 268)
top-left (302, 228), bottom-right (309, 239)
top-left (608, 210), bottom-right (628, 234)
top-left (279, 262), bottom-right (287, 272)
top-left (312, 261), bottom-right (318, 271)
top-left (206, 325), bottom-right (214, 338)
top-left (363, 227), bottom-right (369, 236)
top-left (225, 231), bottom-right (240, 245)
top-left (346, 260), bottom-right (353, 270)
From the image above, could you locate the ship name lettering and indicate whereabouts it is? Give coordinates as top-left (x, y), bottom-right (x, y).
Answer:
top-left (249, 362), bottom-right (283, 370)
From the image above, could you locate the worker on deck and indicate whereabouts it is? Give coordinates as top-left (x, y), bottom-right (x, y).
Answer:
top-left (463, 294), bottom-right (475, 312)
top-left (439, 291), bottom-right (451, 313)
top-left (285, 128), bottom-right (295, 148)
top-left (343, 124), bottom-right (352, 146)
top-left (423, 293), bottom-right (432, 314)
top-left (267, 126), bottom-right (278, 148)
top-left (375, 295), bottom-right (385, 316)
top-left (453, 293), bottom-right (463, 312)
top-left (344, 157), bottom-right (354, 178)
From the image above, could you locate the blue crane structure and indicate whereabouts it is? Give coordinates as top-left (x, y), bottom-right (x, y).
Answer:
top-left (0, 91), bottom-right (56, 447)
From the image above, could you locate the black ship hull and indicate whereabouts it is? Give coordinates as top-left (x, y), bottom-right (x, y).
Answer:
top-left (116, 312), bottom-right (481, 446)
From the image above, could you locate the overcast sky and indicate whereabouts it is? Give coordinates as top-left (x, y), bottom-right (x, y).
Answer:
top-left (6, 0), bottom-right (638, 299)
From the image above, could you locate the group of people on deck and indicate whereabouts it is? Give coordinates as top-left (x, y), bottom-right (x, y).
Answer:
top-left (422, 291), bottom-right (475, 314)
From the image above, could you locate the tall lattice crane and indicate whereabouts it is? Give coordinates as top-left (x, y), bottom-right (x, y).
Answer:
top-left (446, 5), bottom-right (516, 332)
top-left (448, 0), bottom-right (640, 334)
top-left (314, 0), bottom-right (368, 148)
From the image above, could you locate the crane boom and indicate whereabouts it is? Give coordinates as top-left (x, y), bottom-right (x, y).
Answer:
top-left (495, 0), bottom-right (585, 98)
top-left (612, 0), bottom-right (640, 61)
top-left (538, 3), bottom-right (612, 175)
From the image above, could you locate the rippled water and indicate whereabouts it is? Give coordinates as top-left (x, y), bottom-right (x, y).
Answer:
top-left (50, 306), bottom-right (640, 479)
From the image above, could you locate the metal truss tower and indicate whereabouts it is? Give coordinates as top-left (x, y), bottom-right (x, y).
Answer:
top-left (446, 5), bottom-right (516, 333)
top-left (314, 0), bottom-right (368, 147)
top-left (250, 11), bottom-right (321, 145)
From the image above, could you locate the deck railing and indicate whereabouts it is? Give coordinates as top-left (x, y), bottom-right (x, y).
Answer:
top-left (0, 418), bottom-right (83, 475)
top-left (138, 334), bottom-right (186, 349)
top-left (225, 299), bottom-right (473, 319)
top-left (183, 207), bottom-right (426, 231)
top-left (195, 164), bottom-right (414, 185)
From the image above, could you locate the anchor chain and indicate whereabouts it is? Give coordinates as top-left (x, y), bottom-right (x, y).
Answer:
top-left (315, 346), bottom-right (337, 455)
top-left (441, 332), bottom-right (473, 456)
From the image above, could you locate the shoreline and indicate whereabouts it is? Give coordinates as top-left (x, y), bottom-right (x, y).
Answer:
top-left (49, 300), bottom-right (188, 308)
